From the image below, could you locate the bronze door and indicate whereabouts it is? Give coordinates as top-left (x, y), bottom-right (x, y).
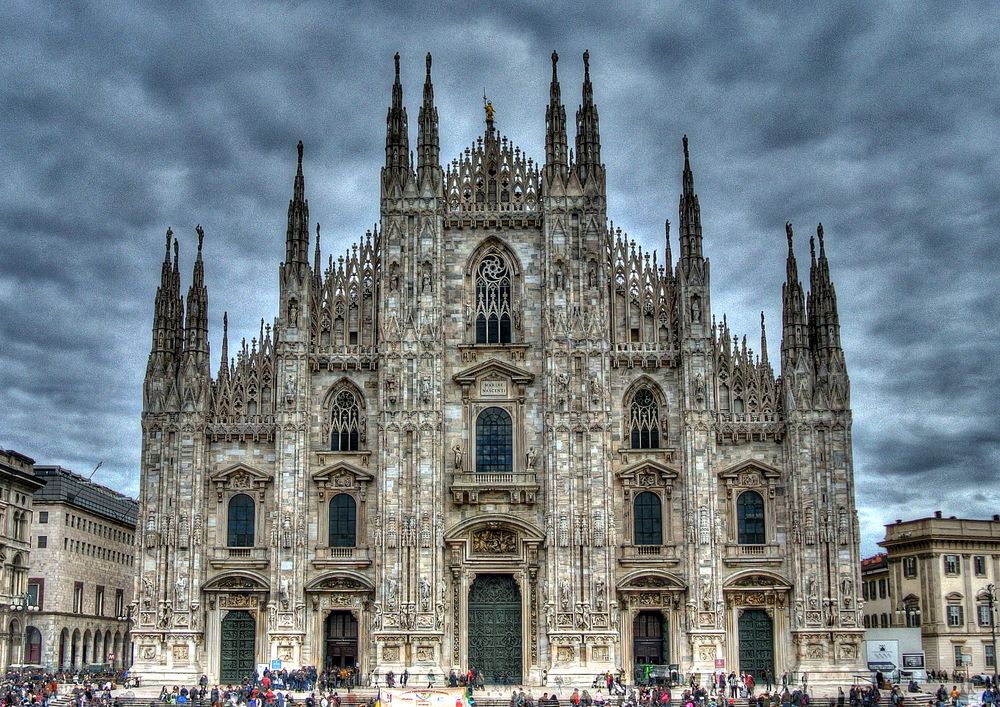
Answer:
top-left (220, 611), bottom-right (256, 683)
top-left (467, 574), bottom-right (522, 684)
top-left (324, 610), bottom-right (358, 670)
top-left (738, 609), bottom-right (774, 680)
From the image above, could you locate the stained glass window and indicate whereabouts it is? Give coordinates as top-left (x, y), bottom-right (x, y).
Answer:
top-left (227, 494), bottom-right (255, 547)
top-left (329, 494), bottom-right (357, 547)
top-left (331, 389), bottom-right (362, 451)
top-left (475, 254), bottom-right (512, 344)
top-left (628, 388), bottom-right (660, 449)
top-left (633, 492), bottom-right (662, 546)
top-left (736, 491), bottom-right (765, 545)
top-left (476, 407), bottom-right (512, 473)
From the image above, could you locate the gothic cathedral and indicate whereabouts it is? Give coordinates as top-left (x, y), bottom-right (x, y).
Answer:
top-left (134, 52), bottom-right (864, 687)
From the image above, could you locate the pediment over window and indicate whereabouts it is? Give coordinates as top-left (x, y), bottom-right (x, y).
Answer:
top-left (202, 570), bottom-right (270, 593)
top-left (617, 569), bottom-right (686, 591)
top-left (209, 463), bottom-right (273, 502)
top-left (210, 462), bottom-right (273, 486)
top-left (616, 459), bottom-right (679, 490)
top-left (944, 591), bottom-right (963, 601)
top-left (717, 458), bottom-right (782, 486)
top-left (304, 571), bottom-right (375, 593)
top-left (453, 358), bottom-right (534, 387)
top-left (723, 570), bottom-right (792, 590)
top-left (313, 461), bottom-right (373, 501)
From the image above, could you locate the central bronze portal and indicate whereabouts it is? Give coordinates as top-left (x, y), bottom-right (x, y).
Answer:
top-left (467, 574), bottom-right (522, 684)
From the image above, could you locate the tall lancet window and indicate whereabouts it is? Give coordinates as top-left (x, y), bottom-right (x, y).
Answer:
top-left (628, 388), bottom-right (660, 449)
top-left (330, 389), bottom-right (362, 451)
top-left (475, 254), bottom-right (512, 344)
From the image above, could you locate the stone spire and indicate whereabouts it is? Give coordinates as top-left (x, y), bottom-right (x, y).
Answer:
top-left (781, 222), bottom-right (809, 356)
top-left (183, 225), bottom-right (210, 371)
top-left (678, 135), bottom-right (704, 274)
top-left (150, 227), bottom-right (180, 358)
top-left (760, 311), bottom-right (770, 369)
top-left (383, 52), bottom-right (411, 191)
top-left (171, 236), bottom-right (184, 361)
top-left (544, 50), bottom-right (568, 183)
top-left (574, 50), bottom-right (603, 186)
top-left (416, 52), bottom-right (441, 189)
top-left (664, 219), bottom-right (674, 273)
top-left (284, 141), bottom-right (310, 267)
top-left (809, 223), bottom-right (842, 353)
top-left (217, 311), bottom-right (229, 383)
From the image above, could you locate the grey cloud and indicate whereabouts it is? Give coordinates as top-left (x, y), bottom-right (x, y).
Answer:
top-left (1, 1), bottom-right (997, 558)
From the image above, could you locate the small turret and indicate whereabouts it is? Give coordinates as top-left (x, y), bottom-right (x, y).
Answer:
top-left (544, 50), bottom-right (568, 184)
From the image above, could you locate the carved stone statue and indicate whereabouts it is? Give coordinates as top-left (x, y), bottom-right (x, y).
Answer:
top-left (526, 447), bottom-right (537, 469)
top-left (452, 444), bottom-right (463, 470)
top-left (419, 576), bottom-right (431, 611)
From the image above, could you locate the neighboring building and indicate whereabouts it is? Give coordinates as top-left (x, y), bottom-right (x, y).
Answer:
top-left (134, 52), bottom-right (865, 686)
top-left (28, 465), bottom-right (138, 671)
top-left (0, 449), bottom-right (45, 671)
top-left (880, 513), bottom-right (1000, 676)
top-left (861, 554), bottom-right (892, 629)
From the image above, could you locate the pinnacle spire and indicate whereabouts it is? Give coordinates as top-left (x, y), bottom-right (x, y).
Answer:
top-left (679, 135), bottom-right (703, 269)
top-left (184, 225), bottom-right (210, 363)
top-left (313, 222), bottom-right (322, 275)
top-left (544, 50), bottom-right (568, 182)
top-left (664, 219), bottom-right (673, 270)
top-left (218, 311), bottom-right (229, 381)
top-left (384, 52), bottom-right (411, 185)
top-left (417, 51), bottom-right (441, 186)
top-left (574, 49), bottom-right (603, 186)
top-left (760, 310), bottom-right (770, 368)
top-left (811, 222), bottom-right (841, 352)
top-left (781, 222), bottom-right (808, 356)
top-left (285, 141), bottom-right (310, 266)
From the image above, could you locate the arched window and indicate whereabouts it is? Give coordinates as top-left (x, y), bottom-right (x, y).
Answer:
top-left (331, 389), bottom-right (362, 451)
top-left (736, 491), bottom-right (765, 545)
top-left (227, 494), bottom-right (255, 547)
top-left (476, 407), bottom-right (512, 473)
top-left (633, 492), bottom-right (662, 546)
top-left (328, 494), bottom-right (357, 547)
top-left (627, 388), bottom-right (660, 449)
top-left (475, 254), bottom-right (512, 344)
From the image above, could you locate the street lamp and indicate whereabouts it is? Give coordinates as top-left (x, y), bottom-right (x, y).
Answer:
top-left (986, 584), bottom-right (997, 682)
top-left (116, 602), bottom-right (137, 670)
top-left (3, 592), bottom-right (40, 668)
top-left (896, 604), bottom-right (921, 628)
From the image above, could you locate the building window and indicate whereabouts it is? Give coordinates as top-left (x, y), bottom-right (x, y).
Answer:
top-left (944, 554), bottom-right (960, 575)
top-left (880, 613), bottom-right (889, 628)
top-left (633, 492), bottom-right (662, 546)
top-left (330, 389), bottom-right (363, 451)
top-left (903, 557), bottom-right (917, 578)
top-left (973, 556), bottom-right (986, 576)
top-left (328, 494), bottom-right (357, 548)
top-left (978, 603), bottom-right (992, 627)
top-left (38, 511), bottom-right (48, 524)
top-left (73, 582), bottom-right (83, 613)
top-left (95, 586), bottom-right (105, 616)
top-left (36, 536), bottom-right (47, 549)
top-left (987, 644), bottom-right (996, 668)
top-left (476, 407), bottom-right (512, 473)
top-left (736, 490), bottom-right (766, 545)
top-left (947, 604), bottom-right (964, 627)
top-left (26, 580), bottom-right (41, 611)
top-left (878, 579), bottom-right (887, 599)
top-left (475, 253), bottom-right (513, 344)
top-left (863, 615), bottom-right (870, 628)
top-left (115, 588), bottom-right (124, 617)
top-left (627, 388), bottom-right (661, 449)
top-left (954, 645), bottom-right (965, 667)
top-left (227, 494), bottom-right (256, 547)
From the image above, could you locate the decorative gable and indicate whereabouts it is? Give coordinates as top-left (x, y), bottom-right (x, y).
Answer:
top-left (312, 461), bottom-right (374, 501)
top-left (717, 458), bottom-right (782, 499)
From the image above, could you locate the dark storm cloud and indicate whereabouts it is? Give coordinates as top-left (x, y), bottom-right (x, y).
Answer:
top-left (2, 1), bottom-right (998, 555)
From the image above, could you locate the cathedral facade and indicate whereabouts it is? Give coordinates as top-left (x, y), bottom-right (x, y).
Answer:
top-left (133, 52), bottom-right (864, 687)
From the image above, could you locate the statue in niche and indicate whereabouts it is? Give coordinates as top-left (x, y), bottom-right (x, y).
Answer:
top-left (554, 264), bottom-right (565, 290)
top-left (560, 578), bottom-right (571, 612)
top-left (288, 298), bottom-right (299, 326)
top-left (526, 447), bottom-right (537, 469)
top-left (419, 577), bottom-right (431, 611)
top-left (452, 444), bottom-right (463, 470)
top-left (690, 294), bottom-right (701, 323)
top-left (174, 575), bottom-right (187, 606)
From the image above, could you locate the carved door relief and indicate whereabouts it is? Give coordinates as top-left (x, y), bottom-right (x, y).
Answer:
top-left (220, 611), bottom-right (256, 683)
top-left (467, 574), bottom-right (522, 684)
top-left (737, 609), bottom-right (774, 680)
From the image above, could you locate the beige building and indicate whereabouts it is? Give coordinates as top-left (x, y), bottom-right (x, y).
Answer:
top-left (0, 448), bottom-right (45, 671)
top-left (134, 52), bottom-right (865, 687)
top-left (860, 554), bottom-right (892, 630)
top-left (28, 465), bottom-right (138, 671)
top-left (880, 513), bottom-right (1000, 675)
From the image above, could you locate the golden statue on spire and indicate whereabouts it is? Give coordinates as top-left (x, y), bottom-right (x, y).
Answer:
top-left (485, 100), bottom-right (494, 122)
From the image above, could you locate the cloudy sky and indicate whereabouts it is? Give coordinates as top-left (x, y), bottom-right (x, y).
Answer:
top-left (2, 2), bottom-right (997, 556)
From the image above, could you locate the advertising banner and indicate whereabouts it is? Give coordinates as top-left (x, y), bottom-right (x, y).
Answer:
top-left (379, 688), bottom-right (473, 707)
top-left (866, 640), bottom-right (899, 672)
